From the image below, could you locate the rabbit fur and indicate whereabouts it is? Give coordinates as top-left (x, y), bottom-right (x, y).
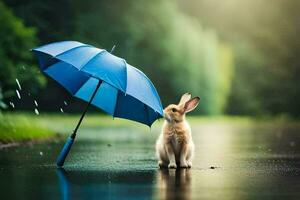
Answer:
top-left (156, 93), bottom-right (200, 168)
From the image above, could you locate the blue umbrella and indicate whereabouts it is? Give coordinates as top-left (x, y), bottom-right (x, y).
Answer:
top-left (32, 41), bottom-right (163, 167)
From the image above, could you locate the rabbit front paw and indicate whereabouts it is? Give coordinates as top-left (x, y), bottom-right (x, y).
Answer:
top-left (187, 161), bottom-right (192, 168)
top-left (168, 162), bottom-right (177, 168)
top-left (180, 161), bottom-right (188, 168)
top-left (158, 161), bottom-right (168, 168)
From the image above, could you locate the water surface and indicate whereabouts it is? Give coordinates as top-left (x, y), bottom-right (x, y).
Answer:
top-left (1, 120), bottom-right (300, 199)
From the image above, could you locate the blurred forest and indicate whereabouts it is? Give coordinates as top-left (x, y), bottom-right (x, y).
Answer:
top-left (0, 0), bottom-right (299, 117)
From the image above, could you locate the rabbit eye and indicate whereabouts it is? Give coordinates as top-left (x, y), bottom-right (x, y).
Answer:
top-left (171, 108), bottom-right (177, 112)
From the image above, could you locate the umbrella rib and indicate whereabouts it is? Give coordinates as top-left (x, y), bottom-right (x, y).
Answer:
top-left (41, 60), bottom-right (91, 96)
top-left (71, 75), bottom-right (91, 96)
top-left (54, 44), bottom-right (90, 58)
top-left (79, 50), bottom-right (106, 70)
top-left (122, 60), bottom-right (128, 94)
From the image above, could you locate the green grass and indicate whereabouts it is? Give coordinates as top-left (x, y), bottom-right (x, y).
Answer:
top-left (0, 112), bottom-right (152, 143)
top-left (1, 112), bottom-right (299, 143)
top-left (0, 113), bottom-right (55, 143)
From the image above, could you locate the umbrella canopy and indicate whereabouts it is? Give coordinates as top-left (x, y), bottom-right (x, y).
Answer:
top-left (32, 41), bottom-right (163, 126)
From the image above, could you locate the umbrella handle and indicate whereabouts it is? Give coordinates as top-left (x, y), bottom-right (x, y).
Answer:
top-left (56, 136), bottom-right (75, 167)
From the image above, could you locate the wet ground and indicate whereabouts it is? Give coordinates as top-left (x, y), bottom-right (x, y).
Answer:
top-left (1, 119), bottom-right (300, 199)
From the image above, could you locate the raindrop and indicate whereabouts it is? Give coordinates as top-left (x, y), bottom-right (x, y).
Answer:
top-left (34, 100), bottom-right (38, 107)
top-left (9, 102), bottom-right (15, 108)
top-left (34, 108), bottom-right (39, 115)
top-left (110, 45), bottom-right (116, 53)
top-left (16, 90), bottom-right (21, 99)
top-left (63, 101), bottom-right (68, 106)
top-left (39, 151), bottom-right (43, 156)
top-left (22, 65), bottom-right (26, 70)
top-left (60, 108), bottom-right (64, 113)
top-left (28, 92), bottom-right (31, 96)
top-left (15, 79), bottom-right (22, 90)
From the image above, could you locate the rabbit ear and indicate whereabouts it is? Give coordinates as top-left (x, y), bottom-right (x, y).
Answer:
top-left (184, 97), bottom-right (200, 113)
top-left (179, 93), bottom-right (192, 106)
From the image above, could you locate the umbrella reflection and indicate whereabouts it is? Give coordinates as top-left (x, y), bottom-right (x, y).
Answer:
top-left (56, 168), bottom-right (70, 200)
top-left (156, 169), bottom-right (191, 200)
top-left (55, 168), bottom-right (156, 199)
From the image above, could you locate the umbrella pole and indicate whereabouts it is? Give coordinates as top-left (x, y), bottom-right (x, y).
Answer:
top-left (57, 80), bottom-right (102, 167)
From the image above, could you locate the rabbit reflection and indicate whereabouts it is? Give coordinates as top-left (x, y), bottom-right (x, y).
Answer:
top-left (157, 169), bottom-right (191, 200)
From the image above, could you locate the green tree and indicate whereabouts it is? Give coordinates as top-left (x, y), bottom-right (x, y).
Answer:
top-left (0, 0), bottom-right (44, 109)
top-left (178, 0), bottom-right (300, 117)
top-left (72, 0), bottom-right (234, 114)
top-left (4, 0), bottom-right (234, 114)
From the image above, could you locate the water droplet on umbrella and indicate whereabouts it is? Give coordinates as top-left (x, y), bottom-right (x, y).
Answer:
top-left (16, 90), bottom-right (21, 99)
top-left (34, 108), bottom-right (39, 115)
top-left (15, 79), bottom-right (22, 90)
top-left (9, 102), bottom-right (15, 108)
top-left (34, 100), bottom-right (38, 107)
top-left (63, 101), bottom-right (68, 106)
top-left (60, 108), bottom-right (64, 113)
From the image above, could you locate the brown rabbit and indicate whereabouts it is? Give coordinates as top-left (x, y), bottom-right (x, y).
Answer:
top-left (156, 93), bottom-right (200, 168)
